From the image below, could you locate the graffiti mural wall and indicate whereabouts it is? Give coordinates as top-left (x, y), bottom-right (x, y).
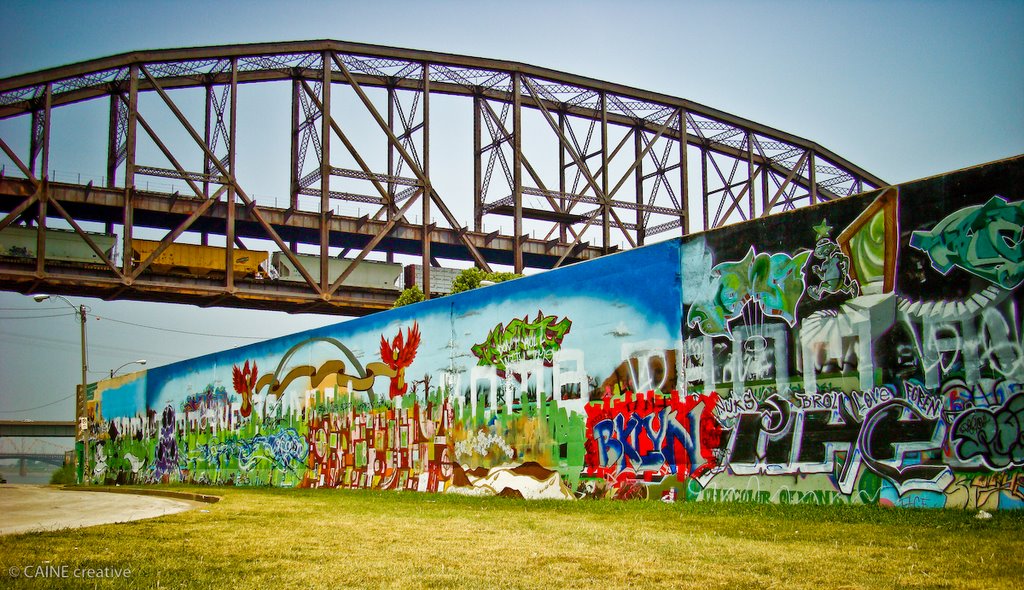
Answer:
top-left (87, 156), bottom-right (1024, 509)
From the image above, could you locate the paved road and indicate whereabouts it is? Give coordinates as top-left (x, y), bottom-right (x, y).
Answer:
top-left (0, 485), bottom-right (198, 535)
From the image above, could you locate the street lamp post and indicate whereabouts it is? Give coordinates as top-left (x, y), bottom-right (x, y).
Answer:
top-left (110, 359), bottom-right (147, 378)
top-left (33, 294), bottom-right (91, 485)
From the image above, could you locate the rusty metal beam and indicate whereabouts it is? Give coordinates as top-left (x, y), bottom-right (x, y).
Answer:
top-left (0, 265), bottom-right (397, 316)
top-left (320, 51), bottom-right (332, 293)
top-left (138, 64), bottom-right (324, 295)
top-left (422, 63), bottom-right (432, 297)
top-left (0, 40), bottom-right (886, 315)
top-left (0, 177), bottom-right (604, 265)
top-left (512, 71), bottom-right (523, 272)
top-left (0, 41), bottom-right (884, 206)
top-left (332, 53), bottom-right (493, 272)
top-left (226, 58), bottom-right (238, 293)
top-left (0, 41), bottom-right (884, 182)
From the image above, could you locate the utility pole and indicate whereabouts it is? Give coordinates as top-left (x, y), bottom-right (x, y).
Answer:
top-left (78, 304), bottom-right (89, 485)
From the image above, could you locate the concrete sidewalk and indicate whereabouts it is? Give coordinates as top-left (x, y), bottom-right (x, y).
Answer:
top-left (0, 484), bottom-right (199, 535)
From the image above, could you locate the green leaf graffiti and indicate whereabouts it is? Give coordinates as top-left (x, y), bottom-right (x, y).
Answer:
top-left (471, 311), bottom-right (572, 378)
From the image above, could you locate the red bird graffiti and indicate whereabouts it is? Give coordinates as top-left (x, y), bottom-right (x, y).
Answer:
top-left (231, 359), bottom-right (259, 417)
top-left (380, 322), bottom-right (421, 398)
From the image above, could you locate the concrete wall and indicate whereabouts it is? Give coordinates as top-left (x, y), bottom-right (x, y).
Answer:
top-left (87, 156), bottom-right (1023, 509)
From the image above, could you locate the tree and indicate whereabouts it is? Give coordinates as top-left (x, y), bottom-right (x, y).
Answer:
top-left (392, 285), bottom-right (425, 308)
top-left (451, 267), bottom-right (522, 294)
top-left (450, 267), bottom-right (486, 294)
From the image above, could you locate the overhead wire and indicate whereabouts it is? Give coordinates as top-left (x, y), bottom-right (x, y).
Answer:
top-left (0, 392), bottom-right (75, 413)
top-left (0, 312), bottom-right (77, 320)
top-left (1, 300), bottom-right (313, 418)
top-left (0, 306), bottom-right (272, 340)
top-left (89, 313), bottom-right (270, 340)
top-left (0, 331), bottom-right (188, 361)
top-left (0, 306), bottom-right (73, 311)
top-left (0, 305), bottom-right (276, 416)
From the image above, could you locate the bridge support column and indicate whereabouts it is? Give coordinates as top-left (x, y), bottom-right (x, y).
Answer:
top-left (634, 126), bottom-right (645, 246)
top-left (422, 62), bottom-right (432, 299)
top-left (680, 107), bottom-right (690, 235)
top-left (473, 95), bottom-right (482, 233)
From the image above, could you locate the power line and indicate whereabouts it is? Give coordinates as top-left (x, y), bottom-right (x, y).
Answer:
top-left (0, 312), bottom-right (77, 320)
top-left (0, 306), bottom-right (272, 340)
top-left (91, 313), bottom-right (270, 340)
top-left (0, 332), bottom-right (188, 361)
top-left (0, 392), bottom-right (75, 414)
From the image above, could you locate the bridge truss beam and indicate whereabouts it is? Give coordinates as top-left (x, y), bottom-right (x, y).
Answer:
top-left (0, 40), bottom-right (883, 315)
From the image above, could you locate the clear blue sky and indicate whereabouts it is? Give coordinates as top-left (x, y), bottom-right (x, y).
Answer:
top-left (0, 0), bottom-right (1021, 423)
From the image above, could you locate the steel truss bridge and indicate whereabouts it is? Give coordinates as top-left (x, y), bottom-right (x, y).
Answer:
top-left (0, 40), bottom-right (884, 315)
top-left (0, 425), bottom-right (73, 472)
top-left (0, 420), bottom-right (76, 438)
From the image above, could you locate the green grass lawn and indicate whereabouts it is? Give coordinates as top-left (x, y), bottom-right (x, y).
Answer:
top-left (2, 486), bottom-right (1022, 589)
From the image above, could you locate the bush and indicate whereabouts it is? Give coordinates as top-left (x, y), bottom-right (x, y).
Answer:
top-left (394, 269), bottom-right (523, 307)
top-left (392, 285), bottom-right (425, 308)
top-left (451, 268), bottom-right (522, 294)
top-left (50, 464), bottom-right (77, 485)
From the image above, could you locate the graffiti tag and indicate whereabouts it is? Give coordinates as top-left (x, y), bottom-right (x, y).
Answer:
top-left (471, 311), bottom-right (572, 378)
top-left (687, 246), bottom-right (811, 340)
top-left (910, 195), bottom-right (1024, 290)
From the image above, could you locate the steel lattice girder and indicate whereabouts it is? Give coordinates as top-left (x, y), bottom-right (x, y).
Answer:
top-left (0, 40), bottom-right (884, 313)
top-left (0, 40), bottom-right (883, 201)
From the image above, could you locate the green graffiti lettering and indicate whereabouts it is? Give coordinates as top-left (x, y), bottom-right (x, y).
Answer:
top-left (471, 311), bottom-right (572, 378)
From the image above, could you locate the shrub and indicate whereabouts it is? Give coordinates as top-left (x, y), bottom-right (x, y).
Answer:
top-left (451, 268), bottom-right (522, 294)
top-left (50, 464), bottom-right (77, 485)
top-left (393, 285), bottom-right (425, 308)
